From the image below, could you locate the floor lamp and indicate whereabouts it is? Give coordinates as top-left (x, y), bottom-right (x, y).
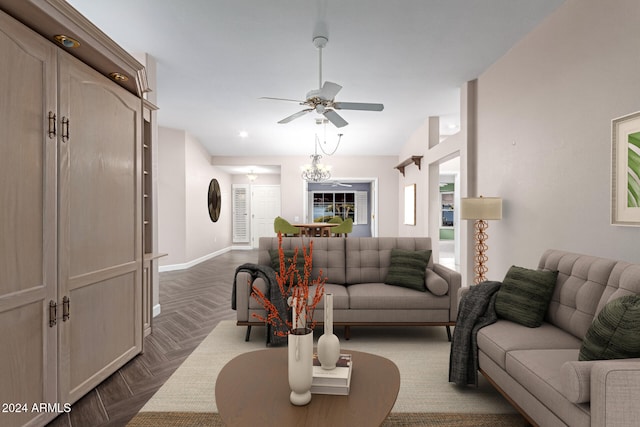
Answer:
top-left (460, 196), bottom-right (502, 285)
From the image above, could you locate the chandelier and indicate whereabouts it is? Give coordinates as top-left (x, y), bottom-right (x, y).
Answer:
top-left (301, 126), bottom-right (342, 183)
top-left (301, 152), bottom-right (332, 182)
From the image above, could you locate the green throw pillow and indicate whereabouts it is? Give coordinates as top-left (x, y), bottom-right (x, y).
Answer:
top-left (269, 249), bottom-right (306, 280)
top-left (494, 265), bottom-right (558, 328)
top-left (579, 295), bottom-right (640, 361)
top-left (384, 249), bottom-right (432, 292)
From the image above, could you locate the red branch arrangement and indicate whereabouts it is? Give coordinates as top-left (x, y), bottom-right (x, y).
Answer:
top-left (251, 232), bottom-right (326, 336)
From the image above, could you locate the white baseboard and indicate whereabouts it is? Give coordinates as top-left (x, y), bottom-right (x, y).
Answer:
top-left (159, 247), bottom-right (232, 272)
top-left (231, 244), bottom-right (253, 251)
top-left (153, 304), bottom-right (161, 318)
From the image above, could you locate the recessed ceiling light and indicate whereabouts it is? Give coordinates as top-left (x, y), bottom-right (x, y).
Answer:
top-left (239, 131), bottom-right (249, 138)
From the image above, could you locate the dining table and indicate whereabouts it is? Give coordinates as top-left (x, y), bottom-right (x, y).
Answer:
top-left (292, 222), bottom-right (339, 237)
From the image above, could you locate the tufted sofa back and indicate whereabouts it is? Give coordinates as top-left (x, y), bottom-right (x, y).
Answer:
top-left (538, 250), bottom-right (640, 340)
top-left (345, 237), bottom-right (433, 285)
top-left (258, 236), bottom-right (347, 284)
top-left (258, 236), bottom-right (435, 287)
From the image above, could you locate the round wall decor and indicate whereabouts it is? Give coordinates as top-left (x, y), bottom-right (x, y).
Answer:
top-left (208, 178), bottom-right (221, 222)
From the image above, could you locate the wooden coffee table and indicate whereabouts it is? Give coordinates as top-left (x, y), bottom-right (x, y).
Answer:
top-left (215, 349), bottom-right (400, 427)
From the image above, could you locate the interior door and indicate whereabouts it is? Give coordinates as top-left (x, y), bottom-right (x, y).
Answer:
top-left (251, 185), bottom-right (281, 248)
top-left (0, 11), bottom-right (58, 427)
top-left (57, 51), bottom-right (142, 404)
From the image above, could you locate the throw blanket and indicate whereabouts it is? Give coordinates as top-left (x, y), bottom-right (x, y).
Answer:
top-left (449, 281), bottom-right (502, 386)
top-left (232, 263), bottom-right (288, 346)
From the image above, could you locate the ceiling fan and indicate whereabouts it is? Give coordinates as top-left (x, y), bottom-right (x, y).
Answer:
top-left (261, 34), bottom-right (384, 128)
top-left (320, 181), bottom-right (352, 188)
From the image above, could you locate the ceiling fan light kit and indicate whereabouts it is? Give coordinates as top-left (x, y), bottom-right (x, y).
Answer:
top-left (264, 32), bottom-right (384, 128)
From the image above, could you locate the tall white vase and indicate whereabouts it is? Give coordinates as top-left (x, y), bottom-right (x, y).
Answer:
top-left (317, 293), bottom-right (340, 370)
top-left (288, 327), bottom-right (313, 405)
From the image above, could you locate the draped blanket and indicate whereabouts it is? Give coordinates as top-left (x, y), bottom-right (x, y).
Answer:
top-left (232, 263), bottom-right (288, 346)
top-left (449, 281), bottom-right (502, 386)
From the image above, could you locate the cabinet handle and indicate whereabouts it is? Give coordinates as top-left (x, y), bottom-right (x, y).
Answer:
top-left (47, 111), bottom-right (56, 139)
top-left (62, 296), bottom-right (70, 322)
top-left (49, 300), bottom-right (57, 327)
top-left (61, 117), bottom-right (70, 142)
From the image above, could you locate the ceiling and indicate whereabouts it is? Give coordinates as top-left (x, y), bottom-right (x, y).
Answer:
top-left (67, 0), bottom-right (563, 158)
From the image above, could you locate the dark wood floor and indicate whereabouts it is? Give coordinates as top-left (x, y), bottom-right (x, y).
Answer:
top-left (47, 249), bottom-right (257, 427)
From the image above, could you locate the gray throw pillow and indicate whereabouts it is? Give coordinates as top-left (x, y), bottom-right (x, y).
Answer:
top-left (384, 249), bottom-right (431, 292)
top-left (579, 295), bottom-right (640, 361)
top-left (494, 265), bottom-right (558, 328)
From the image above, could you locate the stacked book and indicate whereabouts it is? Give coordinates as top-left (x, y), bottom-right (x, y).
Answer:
top-left (311, 353), bottom-right (353, 395)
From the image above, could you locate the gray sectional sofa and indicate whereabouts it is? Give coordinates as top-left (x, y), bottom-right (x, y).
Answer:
top-left (234, 236), bottom-right (461, 341)
top-left (476, 249), bottom-right (640, 427)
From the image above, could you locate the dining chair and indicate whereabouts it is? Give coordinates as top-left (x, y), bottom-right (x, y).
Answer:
top-left (273, 216), bottom-right (301, 236)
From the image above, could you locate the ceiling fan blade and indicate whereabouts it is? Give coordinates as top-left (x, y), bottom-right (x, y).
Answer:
top-left (260, 96), bottom-right (305, 103)
top-left (318, 81), bottom-right (342, 100)
top-left (333, 102), bottom-right (384, 111)
top-left (323, 109), bottom-right (348, 128)
top-left (278, 108), bottom-right (313, 124)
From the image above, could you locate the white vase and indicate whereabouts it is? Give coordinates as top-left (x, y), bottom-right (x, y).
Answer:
top-left (317, 293), bottom-right (340, 370)
top-left (288, 327), bottom-right (313, 406)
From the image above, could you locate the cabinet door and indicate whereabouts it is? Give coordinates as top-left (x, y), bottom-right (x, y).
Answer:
top-left (57, 52), bottom-right (142, 403)
top-left (0, 10), bottom-right (58, 427)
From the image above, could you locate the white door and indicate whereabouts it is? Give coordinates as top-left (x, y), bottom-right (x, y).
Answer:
top-left (251, 185), bottom-right (281, 248)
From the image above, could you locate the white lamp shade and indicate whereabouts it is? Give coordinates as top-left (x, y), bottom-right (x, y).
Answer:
top-left (460, 197), bottom-right (502, 220)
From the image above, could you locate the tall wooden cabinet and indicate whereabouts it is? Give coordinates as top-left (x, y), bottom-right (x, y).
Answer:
top-left (0, 4), bottom-right (148, 426)
top-left (57, 51), bottom-right (143, 405)
top-left (0, 12), bottom-right (58, 427)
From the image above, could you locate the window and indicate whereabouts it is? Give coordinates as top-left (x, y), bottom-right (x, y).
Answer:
top-left (310, 191), bottom-right (367, 224)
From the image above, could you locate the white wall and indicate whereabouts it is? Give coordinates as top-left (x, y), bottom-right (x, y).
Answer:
top-left (397, 120), bottom-right (430, 237)
top-left (476, 0), bottom-right (640, 279)
top-left (158, 127), bottom-right (232, 268)
top-left (158, 127), bottom-right (186, 264)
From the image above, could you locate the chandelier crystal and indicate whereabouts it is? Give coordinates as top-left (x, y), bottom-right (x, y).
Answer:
top-left (301, 153), bottom-right (332, 182)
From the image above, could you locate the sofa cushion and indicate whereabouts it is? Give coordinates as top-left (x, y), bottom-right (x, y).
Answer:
top-left (579, 294), bottom-right (640, 361)
top-left (347, 283), bottom-right (450, 310)
top-left (477, 321), bottom-right (582, 370)
top-left (384, 249), bottom-right (431, 291)
top-left (495, 265), bottom-right (558, 327)
top-left (248, 282), bottom-right (349, 310)
top-left (506, 349), bottom-right (588, 426)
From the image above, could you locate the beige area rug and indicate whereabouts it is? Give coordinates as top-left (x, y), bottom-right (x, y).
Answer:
top-left (131, 321), bottom-right (522, 425)
top-left (128, 412), bottom-right (526, 426)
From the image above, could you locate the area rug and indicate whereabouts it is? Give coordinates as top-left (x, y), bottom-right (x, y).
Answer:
top-left (128, 412), bottom-right (526, 426)
top-left (130, 321), bottom-right (523, 425)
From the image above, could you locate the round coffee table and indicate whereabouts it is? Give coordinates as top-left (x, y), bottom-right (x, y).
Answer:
top-left (215, 349), bottom-right (400, 427)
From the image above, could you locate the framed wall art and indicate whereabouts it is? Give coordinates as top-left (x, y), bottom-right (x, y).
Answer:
top-left (208, 178), bottom-right (221, 222)
top-left (612, 111), bottom-right (640, 226)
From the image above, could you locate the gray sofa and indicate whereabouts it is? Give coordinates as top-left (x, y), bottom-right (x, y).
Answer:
top-left (234, 236), bottom-right (461, 341)
top-left (476, 249), bottom-right (640, 427)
